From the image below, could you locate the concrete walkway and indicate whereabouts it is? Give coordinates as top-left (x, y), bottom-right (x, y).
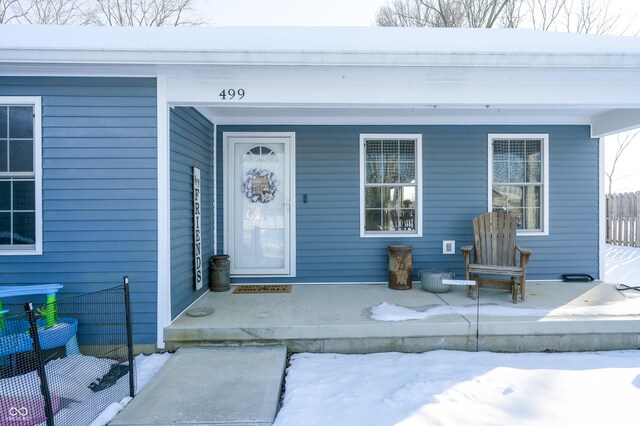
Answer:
top-left (111, 346), bottom-right (287, 426)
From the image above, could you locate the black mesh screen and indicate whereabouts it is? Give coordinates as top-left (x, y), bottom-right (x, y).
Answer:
top-left (0, 282), bottom-right (134, 426)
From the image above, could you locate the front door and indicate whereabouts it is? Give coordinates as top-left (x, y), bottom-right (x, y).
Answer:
top-left (224, 133), bottom-right (295, 276)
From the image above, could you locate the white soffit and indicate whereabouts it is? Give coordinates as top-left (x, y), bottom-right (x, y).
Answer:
top-left (590, 109), bottom-right (640, 137)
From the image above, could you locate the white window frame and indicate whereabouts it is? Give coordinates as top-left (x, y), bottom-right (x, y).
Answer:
top-left (0, 97), bottom-right (42, 255)
top-left (488, 133), bottom-right (549, 236)
top-left (360, 133), bottom-right (423, 238)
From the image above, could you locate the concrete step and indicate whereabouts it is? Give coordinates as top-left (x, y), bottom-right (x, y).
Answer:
top-left (111, 345), bottom-right (287, 426)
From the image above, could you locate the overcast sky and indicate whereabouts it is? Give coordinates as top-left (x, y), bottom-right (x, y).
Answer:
top-left (197, 0), bottom-right (386, 26)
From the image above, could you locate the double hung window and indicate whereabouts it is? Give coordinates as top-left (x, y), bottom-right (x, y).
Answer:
top-left (0, 98), bottom-right (41, 254)
top-left (489, 134), bottom-right (548, 235)
top-left (360, 134), bottom-right (422, 237)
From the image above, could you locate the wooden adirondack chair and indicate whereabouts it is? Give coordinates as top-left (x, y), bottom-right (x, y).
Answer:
top-left (461, 212), bottom-right (532, 303)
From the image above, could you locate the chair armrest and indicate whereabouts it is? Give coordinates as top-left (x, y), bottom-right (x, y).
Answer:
top-left (460, 245), bottom-right (473, 265)
top-left (516, 246), bottom-right (532, 269)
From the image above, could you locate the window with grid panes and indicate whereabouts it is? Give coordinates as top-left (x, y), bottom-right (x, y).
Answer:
top-left (361, 135), bottom-right (421, 236)
top-left (490, 136), bottom-right (546, 233)
top-left (0, 103), bottom-right (38, 251)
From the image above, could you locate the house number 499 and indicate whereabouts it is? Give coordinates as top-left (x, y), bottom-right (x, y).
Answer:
top-left (219, 89), bottom-right (245, 100)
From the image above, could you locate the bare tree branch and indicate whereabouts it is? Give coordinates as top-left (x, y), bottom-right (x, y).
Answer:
top-left (85, 0), bottom-right (208, 27)
top-left (526, 0), bottom-right (565, 31)
top-left (376, 0), bottom-right (519, 28)
top-left (500, 0), bottom-right (524, 27)
top-left (606, 130), bottom-right (640, 195)
top-left (564, 0), bottom-right (621, 34)
top-left (1, 0), bottom-right (208, 26)
top-left (0, 0), bottom-right (30, 23)
top-left (19, 0), bottom-right (86, 24)
top-left (375, 0), bottom-right (635, 35)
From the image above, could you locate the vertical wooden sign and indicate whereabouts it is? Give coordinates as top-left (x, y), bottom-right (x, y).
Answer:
top-left (193, 166), bottom-right (203, 290)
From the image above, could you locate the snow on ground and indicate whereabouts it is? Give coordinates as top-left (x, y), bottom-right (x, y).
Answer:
top-left (368, 296), bottom-right (640, 322)
top-left (368, 298), bottom-right (640, 321)
top-left (275, 245), bottom-right (640, 426)
top-left (88, 352), bottom-right (171, 426)
top-left (274, 350), bottom-right (640, 426)
top-left (605, 244), bottom-right (640, 286)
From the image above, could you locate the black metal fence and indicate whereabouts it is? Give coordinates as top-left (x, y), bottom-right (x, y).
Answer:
top-left (0, 278), bottom-right (134, 426)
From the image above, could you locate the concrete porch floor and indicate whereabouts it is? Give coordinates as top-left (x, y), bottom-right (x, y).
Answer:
top-left (164, 281), bottom-right (640, 353)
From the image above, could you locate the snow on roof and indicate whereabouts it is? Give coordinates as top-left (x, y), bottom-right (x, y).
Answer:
top-left (1, 25), bottom-right (639, 67)
top-left (2, 24), bottom-right (639, 53)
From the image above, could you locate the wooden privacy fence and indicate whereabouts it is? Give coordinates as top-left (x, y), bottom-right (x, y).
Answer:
top-left (607, 192), bottom-right (640, 247)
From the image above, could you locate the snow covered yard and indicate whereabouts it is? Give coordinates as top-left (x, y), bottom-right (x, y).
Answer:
top-left (274, 350), bottom-right (640, 426)
top-left (605, 244), bottom-right (640, 287)
top-left (275, 245), bottom-right (640, 426)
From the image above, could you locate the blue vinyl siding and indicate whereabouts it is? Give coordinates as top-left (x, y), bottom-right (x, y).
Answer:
top-left (0, 77), bottom-right (158, 344)
top-left (218, 125), bottom-right (599, 283)
top-left (170, 107), bottom-right (214, 318)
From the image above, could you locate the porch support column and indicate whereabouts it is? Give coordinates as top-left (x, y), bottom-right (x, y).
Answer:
top-left (157, 75), bottom-right (171, 349)
top-left (599, 137), bottom-right (606, 281)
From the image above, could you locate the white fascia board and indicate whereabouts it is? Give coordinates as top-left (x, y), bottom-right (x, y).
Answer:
top-left (2, 26), bottom-right (639, 59)
top-left (0, 63), bottom-right (158, 78)
top-left (591, 109), bottom-right (640, 137)
top-left (166, 75), bottom-right (640, 109)
top-left (3, 48), bottom-right (640, 69)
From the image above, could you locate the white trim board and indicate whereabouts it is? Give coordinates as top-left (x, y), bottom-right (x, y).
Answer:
top-left (359, 133), bottom-right (423, 238)
top-left (0, 96), bottom-right (43, 256)
top-left (223, 132), bottom-right (297, 277)
top-left (487, 133), bottom-right (550, 237)
top-left (156, 76), bottom-right (171, 350)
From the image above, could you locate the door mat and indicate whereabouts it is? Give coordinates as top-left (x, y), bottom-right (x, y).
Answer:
top-left (234, 285), bottom-right (292, 294)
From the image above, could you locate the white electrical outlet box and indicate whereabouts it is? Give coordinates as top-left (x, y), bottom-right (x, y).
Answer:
top-left (443, 240), bottom-right (455, 255)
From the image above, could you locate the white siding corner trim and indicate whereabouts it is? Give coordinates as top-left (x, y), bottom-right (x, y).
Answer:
top-left (156, 76), bottom-right (170, 349)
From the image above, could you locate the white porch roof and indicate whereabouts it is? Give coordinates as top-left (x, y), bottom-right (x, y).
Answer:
top-left (1, 25), bottom-right (639, 136)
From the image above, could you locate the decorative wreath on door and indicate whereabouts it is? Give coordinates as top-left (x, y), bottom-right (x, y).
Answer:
top-left (242, 168), bottom-right (278, 203)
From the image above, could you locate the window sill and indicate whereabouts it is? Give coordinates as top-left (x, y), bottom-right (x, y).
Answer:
top-left (516, 230), bottom-right (548, 237)
top-left (361, 233), bottom-right (423, 238)
top-left (0, 248), bottom-right (42, 256)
